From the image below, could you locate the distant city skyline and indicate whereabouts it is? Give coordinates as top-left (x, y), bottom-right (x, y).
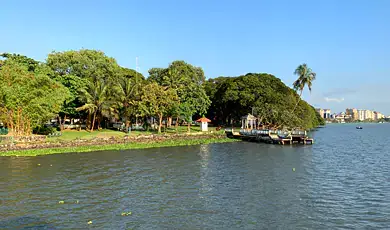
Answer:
top-left (317, 107), bottom-right (388, 117)
top-left (316, 108), bottom-right (387, 122)
top-left (1, 0), bottom-right (390, 113)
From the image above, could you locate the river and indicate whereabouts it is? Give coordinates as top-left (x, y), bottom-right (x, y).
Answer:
top-left (1, 123), bottom-right (390, 229)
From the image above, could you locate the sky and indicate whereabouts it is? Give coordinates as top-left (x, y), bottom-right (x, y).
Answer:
top-left (1, 0), bottom-right (389, 114)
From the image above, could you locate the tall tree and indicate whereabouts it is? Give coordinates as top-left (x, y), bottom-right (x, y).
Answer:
top-left (0, 60), bottom-right (69, 135)
top-left (205, 73), bottom-right (324, 129)
top-left (46, 49), bottom-right (121, 129)
top-left (138, 83), bottom-right (179, 133)
top-left (147, 61), bottom-right (211, 128)
top-left (115, 67), bottom-right (145, 128)
top-left (292, 64), bottom-right (316, 112)
top-left (76, 78), bottom-right (116, 132)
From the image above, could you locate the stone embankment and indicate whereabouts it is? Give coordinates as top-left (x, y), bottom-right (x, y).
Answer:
top-left (0, 133), bottom-right (227, 152)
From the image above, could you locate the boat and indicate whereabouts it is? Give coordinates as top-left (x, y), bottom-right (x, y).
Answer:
top-left (356, 126), bottom-right (363, 129)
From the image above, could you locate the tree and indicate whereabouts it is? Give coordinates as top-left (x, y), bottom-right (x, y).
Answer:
top-left (147, 61), bottom-right (211, 128)
top-left (47, 49), bottom-right (121, 129)
top-left (292, 64), bottom-right (316, 112)
top-left (115, 67), bottom-right (145, 128)
top-left (205, 73), bottom-right (324, 129)
top-left (138, 83), bottom-right (179, 133)
top-left (76, 78), bottom-right (114, 132)
top-left (0, 60), bottom-right (69, 135)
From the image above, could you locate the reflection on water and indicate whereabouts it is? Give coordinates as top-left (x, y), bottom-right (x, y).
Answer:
top-left (1, 123), bottom-right (390, 229)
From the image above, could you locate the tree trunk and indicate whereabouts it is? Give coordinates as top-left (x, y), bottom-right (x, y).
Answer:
top-left (97, 116), bottom-right (101, 130)
top-left (91, 111), bottom-right (97, 132)
top-left (126, 120), bottom-right (130, 133)
top-left (62, 114), bottom-right (67, 130)
top-left (175, 117), bottom-right (179, 129)
top-left (58, 116), bottom-right (62, 131)
top-left (167, 117), bottom-right (172, 128)
top-left (158, 113), bottom-right (163, 133)
top-left (292, 90), bottom-right (303, 113)
top-left (187, 122), bottom-right (191, 133)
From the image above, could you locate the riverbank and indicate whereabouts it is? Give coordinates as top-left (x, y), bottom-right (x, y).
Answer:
top-left (0, 132), bottom-right (239, 157)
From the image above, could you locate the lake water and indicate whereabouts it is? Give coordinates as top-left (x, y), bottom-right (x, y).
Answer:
top-left (1, 123), bottom-right (390, 229)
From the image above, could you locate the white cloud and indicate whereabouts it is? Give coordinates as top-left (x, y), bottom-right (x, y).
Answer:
top-left (324, 97), bottom-right (345, 103)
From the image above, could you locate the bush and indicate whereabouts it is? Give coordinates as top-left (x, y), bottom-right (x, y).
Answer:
top-left (0, 128), bottom-right (8, 135)
top-left (33, 126), bottom-right (56, 135)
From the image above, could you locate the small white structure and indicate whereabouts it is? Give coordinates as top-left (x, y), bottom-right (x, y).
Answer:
top-left (241, 114), bottom-right (257, 129)
top-left (196, 117), bottom-right (211, 132)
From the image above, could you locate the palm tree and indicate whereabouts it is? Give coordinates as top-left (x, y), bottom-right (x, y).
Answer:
top-left (292, 64), bottom-right (316, 112)
top-left (116, 72), bottom-right (144, 128)
top-left (77, 78), bottom-right (112, 132)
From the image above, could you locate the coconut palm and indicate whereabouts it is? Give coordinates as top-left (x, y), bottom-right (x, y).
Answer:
top-left (116, 70), bottom-right (144, 127)
top-left (77, 78), bottom-right (112, 132)
top-left (292, 64), bottom-right (316, 112)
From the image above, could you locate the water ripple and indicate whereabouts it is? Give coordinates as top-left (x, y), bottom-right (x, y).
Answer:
top-left (1, 124), bottom-right (390, 229)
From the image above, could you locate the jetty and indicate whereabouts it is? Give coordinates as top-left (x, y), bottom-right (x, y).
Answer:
top-left (225, 114), bottom-right (314, 145)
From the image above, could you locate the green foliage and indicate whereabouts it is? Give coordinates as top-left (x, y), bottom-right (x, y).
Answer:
top-left (1, 136), bottom-right (238, 156)
top-left (115, 67), bottom-right (145, 121)
top-left (47, 49), bottom-right (120, 117)
top-left (205, 73), bottom-right (324, 129)
top-left (293, 64), bottom-right (316, 92)
top-left (0, 53), bottom-right (39, 72)
top-left (292, 63), bottom-right (317, 112)
top-left (138, 82), bottom-right (179, 133)
top-left (0, 60), bottom-right (69, 135)
top-left (33, 126), bottom-right (57, 135)
top-left (47, 49), bottom-right (123, 130)
top-left (0, 50), bottom-right (322, 135)
top-left (147, 60), bottom-right (211, 122)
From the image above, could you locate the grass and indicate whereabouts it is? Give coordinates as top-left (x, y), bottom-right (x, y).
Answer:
top-left (47, 126), bottom-right (225, 142)
top-left (46, 129), bottom-right (128, 142)
top-left (0, 136), bottom-right (239, 157)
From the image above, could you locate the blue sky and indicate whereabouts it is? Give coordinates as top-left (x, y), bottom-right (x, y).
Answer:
top-left (1, 0), bottom-right (389, 114)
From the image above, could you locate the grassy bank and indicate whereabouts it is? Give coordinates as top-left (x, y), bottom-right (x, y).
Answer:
top-left (1, 136), bottom-right (239, 157)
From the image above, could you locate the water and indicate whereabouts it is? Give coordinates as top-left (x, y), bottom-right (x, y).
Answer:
top-left (1, 123), bottom-right (390, 229)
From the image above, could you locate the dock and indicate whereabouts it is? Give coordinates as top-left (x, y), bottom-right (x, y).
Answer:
top-left (225, 128), bottom-right (314, 145)
top-left (224, 113), bottom-right (314, 145)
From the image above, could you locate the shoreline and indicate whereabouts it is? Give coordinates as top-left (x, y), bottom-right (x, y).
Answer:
top-left (0, 134), bottom-right (239, 157)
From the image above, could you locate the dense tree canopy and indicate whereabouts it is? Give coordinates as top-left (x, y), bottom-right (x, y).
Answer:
top-left (138, 83), bottom-right (179, 133)
top-left (205, 73), bottom-right (324, 129)
top-left (147, 60), bottom-right (211, 130)
top-left (0, 56), bottom-right (69, 135)
top-left (0, 49), bottom-right (323, 136)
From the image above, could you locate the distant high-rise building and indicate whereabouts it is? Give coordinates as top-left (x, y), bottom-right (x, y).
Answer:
top-left (316, 108), bottom-right (324, 118)
top-left (346, 108), bottom-right (358, 121)
top-left (324, 109), bottom-right (331, 119)
top-left (358, 109), bottom-right (365, 121)
top-left (374, 111), bottom-right (384, 120)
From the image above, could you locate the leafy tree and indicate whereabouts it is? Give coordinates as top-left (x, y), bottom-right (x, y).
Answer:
top-left (0, 60), bottom-right (69, 135)
top-left (292, 63), bottom-right (316, 112)
top-left (76, 78), bottom-right (114, 131)
top-left (147, 61), bottom-right (211, 128)
top-left (205, 73), bottom-right (324, 129)
top-left (0, 53), bottom-right (39, 72)
top-left (46, 49), bottom-right (121, 129)
top-left (115, 67), bottom-right (145, 128)
top-left (138, 83), bottom-right (179, 133)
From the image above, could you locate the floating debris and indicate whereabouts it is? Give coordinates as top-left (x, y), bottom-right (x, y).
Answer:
top-left (37, 164), bottom-right (41, 166)
top-left (121, 212), bottom-right (132, 216)
top-left (58, 201), bottom-right (65, 204)
top-left (76, 200), bottom-right (79, 204)
top-left (50, 164), bottom-right (53, 166)
top-left (292, 168), bottom-right (296, 172)
top-left (88, 221), bottom-right (93, 225)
